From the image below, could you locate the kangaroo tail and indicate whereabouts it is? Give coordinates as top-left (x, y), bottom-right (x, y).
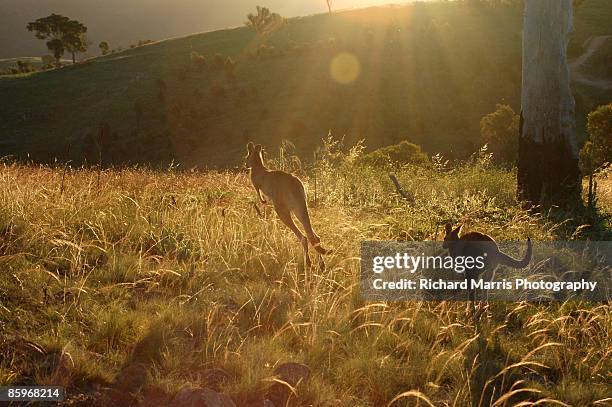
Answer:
top-left (498, 238), bottom-right (532, 268)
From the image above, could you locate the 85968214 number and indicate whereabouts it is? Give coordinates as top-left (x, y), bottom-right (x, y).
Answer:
top-left (1, 386), bottom-right (65, 402)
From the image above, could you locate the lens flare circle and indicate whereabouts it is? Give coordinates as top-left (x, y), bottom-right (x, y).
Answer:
top-left (330, 52), bottom-right (361, 84)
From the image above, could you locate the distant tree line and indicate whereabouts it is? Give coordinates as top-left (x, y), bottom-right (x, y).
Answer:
top-left (24, 13), bottom-right (156, 68)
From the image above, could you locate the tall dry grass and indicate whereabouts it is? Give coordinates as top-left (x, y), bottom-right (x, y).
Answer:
top-left (0, 152), bottom-right (610, 405)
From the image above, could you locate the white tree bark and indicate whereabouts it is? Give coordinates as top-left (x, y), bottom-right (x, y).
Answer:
top-left (518, 0), bottom-right (581, 205)
top-left (521, 0), bottom-right (576, 150)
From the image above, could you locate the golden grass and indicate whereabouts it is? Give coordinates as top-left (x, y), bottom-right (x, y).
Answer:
top-left (0, 159), bottom-right (610, 405)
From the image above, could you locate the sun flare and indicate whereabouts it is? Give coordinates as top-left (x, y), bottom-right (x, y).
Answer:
top-left (330, 52), bottom-right (361, 84)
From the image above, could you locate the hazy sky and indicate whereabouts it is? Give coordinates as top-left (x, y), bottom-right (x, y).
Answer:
top-left (0, 0), bottom-right (405, 59)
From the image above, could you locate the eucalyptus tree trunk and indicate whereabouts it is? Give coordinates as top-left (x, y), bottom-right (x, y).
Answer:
top-left (518, 0), bottom-right (581, 206)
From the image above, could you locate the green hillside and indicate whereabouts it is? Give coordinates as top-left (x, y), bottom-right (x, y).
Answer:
top-left (0, 0), bottom-right (611, 167)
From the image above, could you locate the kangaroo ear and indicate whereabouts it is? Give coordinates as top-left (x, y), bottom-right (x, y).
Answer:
top-left (452, 224), bottom-right (462, 235)
top-left (445, 223), bottom-right (452, 234)
top-left (255, 144), bottom-right (263, 152)
top-left (246, 142), bottom-right (254, 153)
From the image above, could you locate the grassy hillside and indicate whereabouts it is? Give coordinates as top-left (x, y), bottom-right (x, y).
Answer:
top-left (0, 0), bottom-right (383, 60)
top-left (1, 0), bottom-right (611, 168)
top-left (0, 144), bottom-right (610, 405)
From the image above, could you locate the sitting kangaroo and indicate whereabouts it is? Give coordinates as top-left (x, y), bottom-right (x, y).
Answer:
top-left (443, 223), bottom-right (532, 314)
top-left (245, 142), bottom-right (330, 265)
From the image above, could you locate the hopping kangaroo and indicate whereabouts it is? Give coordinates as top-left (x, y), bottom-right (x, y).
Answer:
top-left (245, 142), bottom-right (330, 265)
top-left (443, 223), bottom-right (532, 306)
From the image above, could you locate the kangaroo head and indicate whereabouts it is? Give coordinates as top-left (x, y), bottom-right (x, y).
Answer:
top-left (245, 142), bottom-right (264, 169)
top-left (442, 223), bottom-right (462, 249)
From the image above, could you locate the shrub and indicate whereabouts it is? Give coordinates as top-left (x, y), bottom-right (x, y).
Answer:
top-left (190, 51), bottom-right (206, 71)
top-left (579, 140), bottom-right (597, 176)
top-left (480, 103), bottom-right (519, 165)
top-left (99, 41), bottom-right (110, 55)
top-left (358, 140), bottom-right (430, 168)
top-left (245, 6), bottom-right (284, 35)
top-left (16, 60), bottom-right (35, 73)
top-left (580, 103), bottom-right (612, 175)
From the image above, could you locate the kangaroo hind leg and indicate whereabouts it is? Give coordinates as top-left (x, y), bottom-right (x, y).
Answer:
top-left (293, 205), bottom-right (328, 273)
top-left (294, 204), bottom-right (330, 255)
top-left (274, 203), bottom-right (310, 268)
